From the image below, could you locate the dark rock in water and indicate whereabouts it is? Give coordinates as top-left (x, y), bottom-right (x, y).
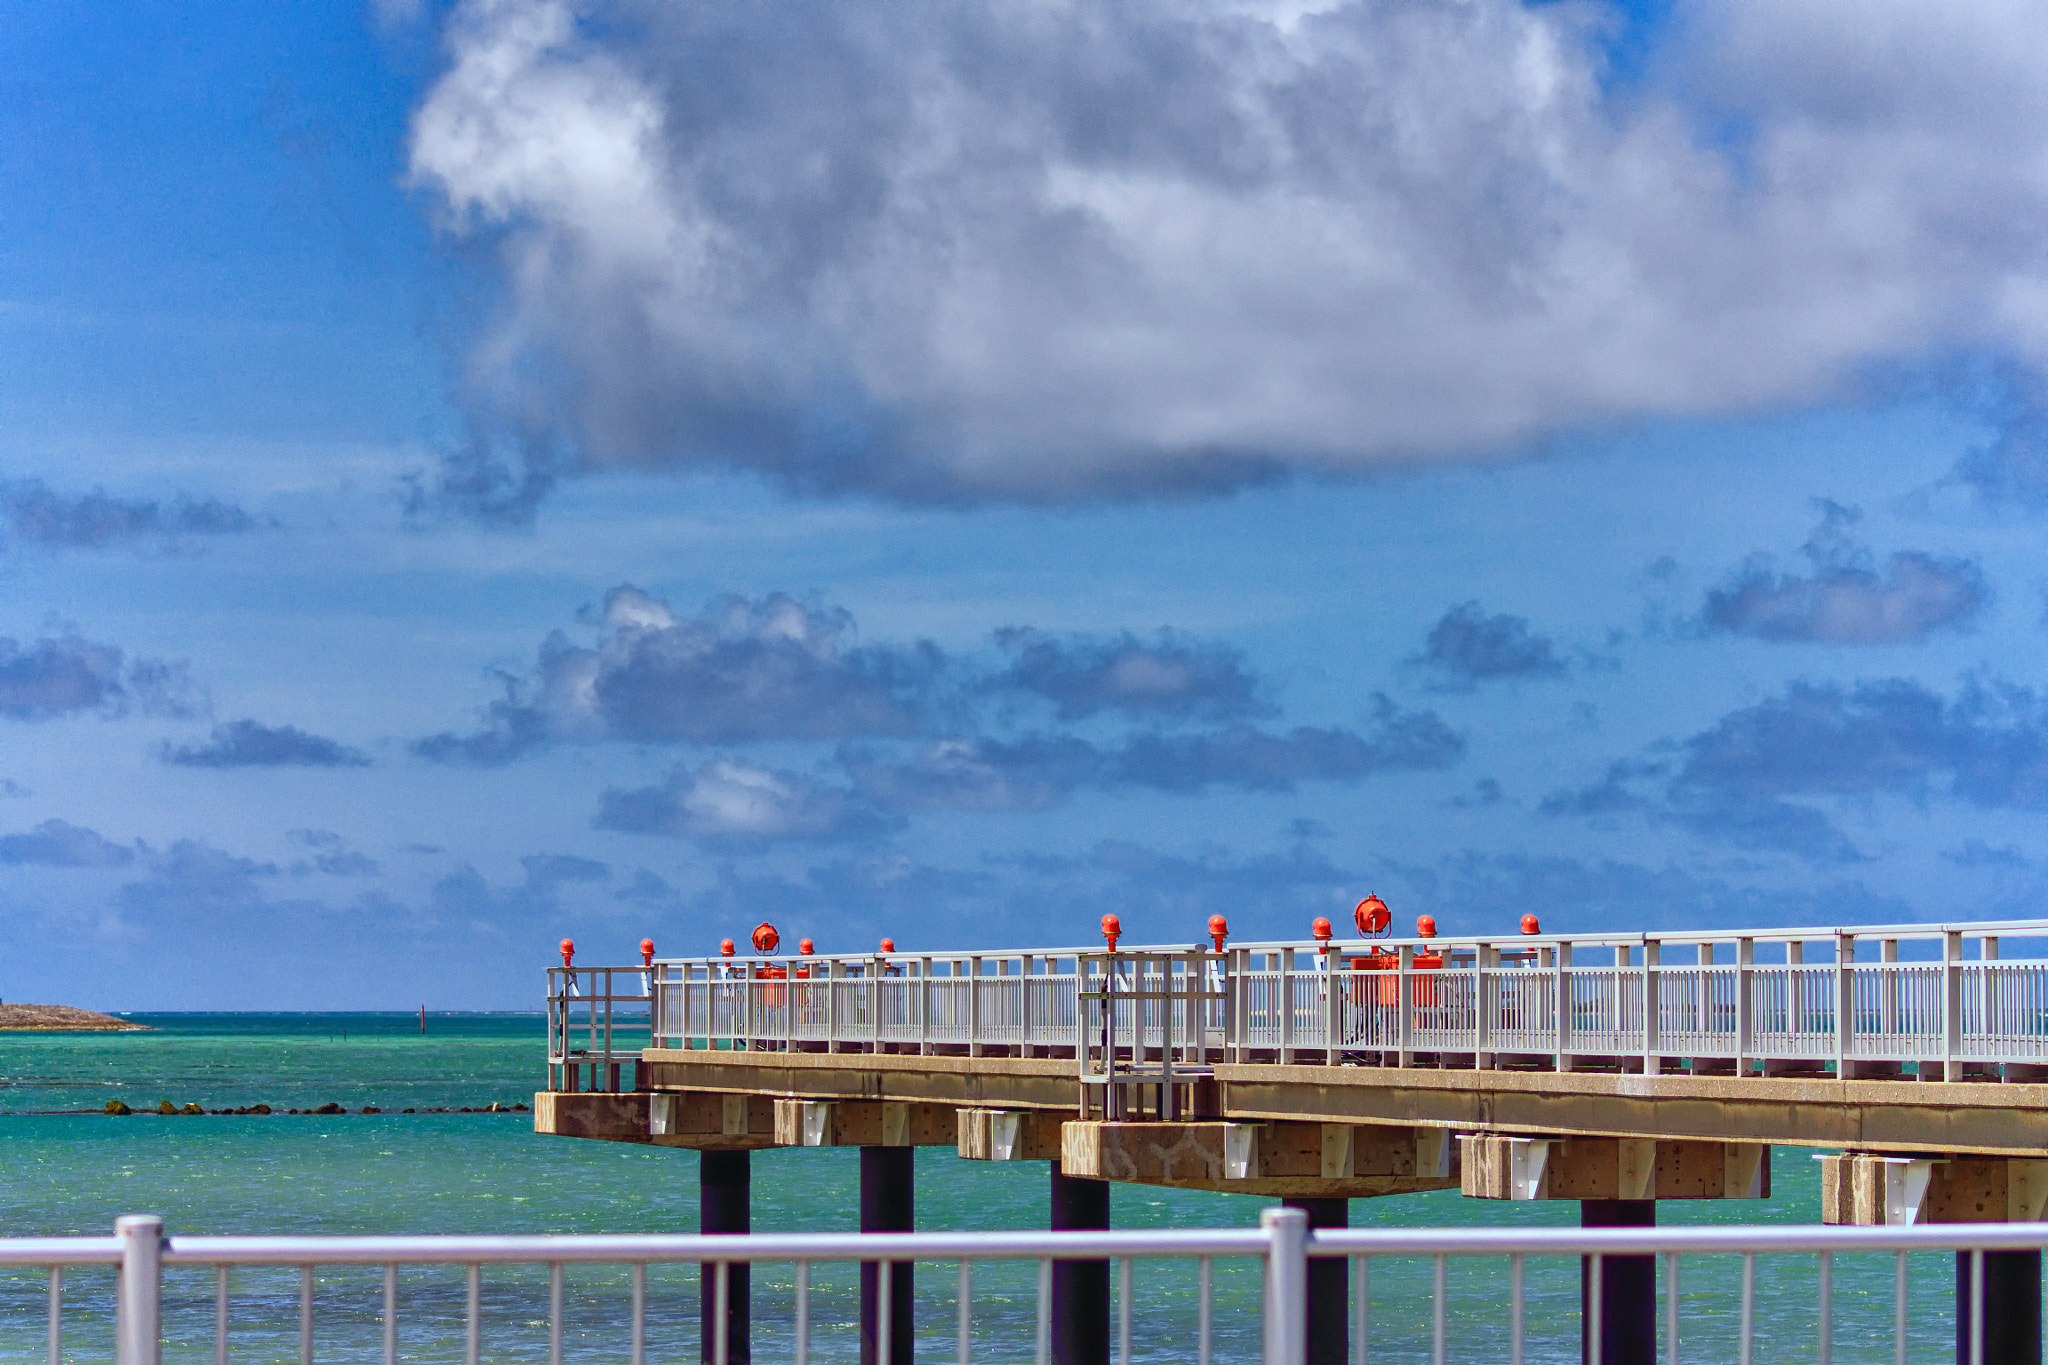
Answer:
top-left (250, 1104), bottom-right (271, 1115)
top-left (362, 1105), bottom-right (380, 1114)
top-left (180, 1103), bottom-right (203, 1116)
top-left (402, 1108), bottom-right (416, 1114)
top-left (103, 1100), bottom-right (131, 1116)
top-left (312, 1102), bottom-right (345, 1115)
top-left (156, 1100), bottom-right (175, 1115)
top-left (513, 1102), bottom-right (530, 1111)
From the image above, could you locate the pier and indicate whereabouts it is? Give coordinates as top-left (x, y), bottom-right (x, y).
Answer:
top-left (540, 915), bottom-right (2048, 1364)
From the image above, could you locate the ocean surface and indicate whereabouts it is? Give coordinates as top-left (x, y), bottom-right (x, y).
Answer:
top-left (0, 1015), bottom-right (1960, 1362)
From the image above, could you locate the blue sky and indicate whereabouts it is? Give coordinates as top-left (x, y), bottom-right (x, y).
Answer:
top-left (6, 1), bottom-right (2048, 1009)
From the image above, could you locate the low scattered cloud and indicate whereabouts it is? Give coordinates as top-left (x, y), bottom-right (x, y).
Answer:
top-left (990, 629), bottom-right (1270, 722)
top-left (597, 760), bottom-right (900, 844)
top-left (1411, 603), bottom-right (1567, 690)
top-left (1542, 672), bottom-right (2048, 862)
top-left (415, 587), bottom-right (943, 763)
top-left (1703, 502), bottom-right (1987, 645)
top-left (1, 480), bottom-right (262, 551)
top-left (0, 633), bottom-right (201, 721)
top-left (287, 830), bottom-right (381, 878)
top-left (844, 697), bottom-right (1462, 811)
top-left (0, 819), bottom-right (136, 868)
top-left (1945, 840), bottom-right (2028, 869)
top-left (163, 720), bottom-right (370, 769)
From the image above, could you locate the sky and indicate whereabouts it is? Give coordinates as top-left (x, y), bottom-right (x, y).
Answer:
top-left (6, 1), bottom-right (2048, 1009)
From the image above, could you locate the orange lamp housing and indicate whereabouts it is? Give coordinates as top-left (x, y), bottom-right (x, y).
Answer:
top-left (751, 922), bottom-right (781, 954)
top-left (1208, 914), bottom-right (1228, 952)
top-left (559, 938), bottom-right (574, 968)
top-left (1101, 914), bottom-right (1121, 952)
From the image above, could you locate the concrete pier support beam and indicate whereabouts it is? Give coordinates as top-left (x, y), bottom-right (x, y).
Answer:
top-left (860, 1147), bottom-right (915, 1365)
top-left (1050, 1162), bottom-right (1110, 1365)
top-left (700, 1149), bottom-right (750, 1365)
top-left (1284, 1198), bottom-right (1348, 1365)
top-left (1820, 1153), bottom-right (2048, 1365)
top-left (1579, 1200), bottom-right (1654, 1365)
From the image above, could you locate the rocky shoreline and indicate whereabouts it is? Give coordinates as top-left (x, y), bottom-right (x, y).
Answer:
top-left (0, 1004), bottom-right (149, 1031)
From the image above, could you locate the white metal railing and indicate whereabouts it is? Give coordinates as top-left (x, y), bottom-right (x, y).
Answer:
top-left (547, 967), bottom-right (653, 1090)
top-left (13, 1214), bottom-right (2048, 1365)
top-left (611, 919), bottom-right (2048, 1081)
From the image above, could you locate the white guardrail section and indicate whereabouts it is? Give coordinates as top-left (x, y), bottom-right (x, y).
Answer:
top-left (13, 1214), bottom-right (2048, 1365)
top-left (554, 919), bottom-right (2048, 1082)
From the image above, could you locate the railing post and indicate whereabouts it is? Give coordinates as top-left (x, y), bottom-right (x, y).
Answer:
top-left (1279, 951), bottom-right (1295, 1065)
top-left (1834, 934), bottom-right (1853, 1078)
top-left (1475, 942), bottom-right (1494, 1070)
top-left (115, 1215), bottom-right (163, 1365)
top-left (1323, 947), bottom-right (1339, 1066)
top-left (1261, 1205), bottom-right (1308, 1365)
top-left (920, 958), bottom-right (933, 1057)
top-left (1944, 931), bottom-right (1963, 1081)
top-left (1736, 937), bottom-right (1754, 1076)
top-left (1553, 942), bottom-right (1572, 1073)
top-left (1642, 940), bottom-right (1661, 1076)
top-left (969, 956), bottom-right (983, 1058)
top-left (1397, 944), bottom-right (1414, 1068)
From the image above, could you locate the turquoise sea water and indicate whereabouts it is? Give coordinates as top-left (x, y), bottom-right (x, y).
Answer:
top-left (0, 1016), bottom-right (1963, 1362)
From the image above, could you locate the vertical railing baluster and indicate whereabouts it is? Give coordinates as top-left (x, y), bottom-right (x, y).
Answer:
top-left (877, 1260), bottom-right (892, 1365)
top-left (1970, 1248), bottom-right (1985, 1365)
top-left (632, 1265), bottom-right (647, 1365)
top-left (1431, 1254), bottom-right (1446, 1365)
top-left (1818, 1251), bottom-right (1831, 1365)
top-left (465, 1264), bottom-right (480, 1365)
top-left (548, 1263), bottom-right (563, 1365)
top-left (1738, 1252), bottom-right (1754, 1365)
top-left (1355, 1256), bottom-right (1369, 1365)
top-left (1892, 1251), bottom-right (1906, 1365)
top-left (299, 1265), bottom-right (313, 1365)
top-left (1509, 1254), bottom-right (1521, 1365)
top-left (1200, 1256), bottom-right (1214, 1365)
top-left (211, 1267), bottom-right (228, 1365)
top-left (382, 1264), bottom-right (396, 1365)
top-left (957, 1260), bottom-right (972, 1365)
top-left (49, 1266), bottom-right (63, 1365)
top-left (714, 1261), bottom-right (730, 1365)
top-left (1665, 1253), bottom-right (1679, 1365)
top-left (1036, 1259), bottom-right (1052, 1365)
top-left (1588, 1253), bottom-right (1601, 1365)
top-left (1117, 1256), bottom-right (1132, 1365)
top-left (794, 1261), bottom-right (809, 1365)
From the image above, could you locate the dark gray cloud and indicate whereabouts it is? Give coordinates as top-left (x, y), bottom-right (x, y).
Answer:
top-left (415, 587), bottom-right (943, 763)
top-left (0, 819), bottom-right (135, 868)
top-left (408, 3), bottom-right (2048, 510)
top-left (115, 840), bottom-right (282, 922)
top-left (990, 628), bottom-right (1270, 722)
top-left (843, 696), bottom-right (1462, 810)
top-left (1945, 840), bottom-right (2028, 869)
top-left (1376, 849), bottom-right (1916, 938)
top-left (163, 720), bottom-right (370, 769)
top-left (1949, 403), bottom-right (2048, 511)
top-left (0, 634), bottom-right (200, 721)
top-left (1542, 673), bottom-right (2048, 862)
top-left (1412, 603), bottom-right (1567, 690)
top-left (597, 760), bottom-right (901, 844)
top-left (1, 480), bottom-right (262, 550)
top-left (1703, 502), bottom-right (1987, 644)
top-left (287, 830), bottom-right (381, 878)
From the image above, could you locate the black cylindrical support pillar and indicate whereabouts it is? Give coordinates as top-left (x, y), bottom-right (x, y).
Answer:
top-left (1051, 1162), bottom-right (1110, 1365)
top-left (700, 1149), bottom-right (751, 1365)
top-left (1957, 1250), bottom-right (2043, 1365)
top-left (1285, 1199), bottom-right (1349, 1365)
top-left (860, 1147), bottom-right (915, 1365)
top-left (1580, 1200), bottom-right (1654, 1365)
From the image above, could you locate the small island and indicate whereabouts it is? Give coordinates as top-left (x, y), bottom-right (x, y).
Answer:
top-left (0, 1004), bottom-right (150, 1032)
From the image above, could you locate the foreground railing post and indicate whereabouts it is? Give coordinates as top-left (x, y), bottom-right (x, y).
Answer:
top-left (1261, 1206), bottom-right (1308, 1365)
top-left (701, 1152), bottom-right (750, 1365)
top-left (115, 1215), bottom-right (163, 1365)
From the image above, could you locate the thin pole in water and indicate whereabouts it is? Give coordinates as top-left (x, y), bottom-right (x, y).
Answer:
top-left (420, 1007), bottom-right (426, 1034)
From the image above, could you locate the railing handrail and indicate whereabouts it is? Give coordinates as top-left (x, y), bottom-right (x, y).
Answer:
top-left (17, 1219), bottom-right (2048, 1266)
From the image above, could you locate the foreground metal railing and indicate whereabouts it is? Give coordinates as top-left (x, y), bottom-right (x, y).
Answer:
top-left (10, 1214), bottom-right (2048, 1365)
top-left (569, 918), bottom-right (2048, 1085)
